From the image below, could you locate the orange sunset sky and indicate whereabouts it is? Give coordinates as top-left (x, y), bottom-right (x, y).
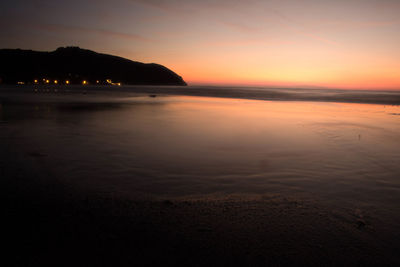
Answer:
top-left (1, 0), bottom-right (400, 89)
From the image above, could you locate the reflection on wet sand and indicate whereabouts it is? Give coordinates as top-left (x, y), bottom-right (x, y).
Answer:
top-left (1, 91), bottom-right (400, 266)
top-left (1, 94), bottom-right (399, 201)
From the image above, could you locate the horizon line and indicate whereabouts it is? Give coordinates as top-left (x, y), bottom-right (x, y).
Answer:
top-left (186, 82), bottom-right (400, 91)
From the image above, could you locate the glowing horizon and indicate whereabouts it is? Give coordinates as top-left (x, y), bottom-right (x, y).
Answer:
top-left (1, 0), bottom-right (400, 90)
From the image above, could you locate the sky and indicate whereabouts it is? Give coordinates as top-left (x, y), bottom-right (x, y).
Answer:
top-left (1, 0), bottom-right (400, 89)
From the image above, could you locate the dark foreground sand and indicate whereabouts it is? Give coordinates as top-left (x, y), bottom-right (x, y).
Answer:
top-left (2, 158), bottom-right (400, 267)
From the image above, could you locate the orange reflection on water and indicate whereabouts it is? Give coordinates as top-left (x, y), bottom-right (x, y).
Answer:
top-left (130, 95), bottom-right (400, 173)
top-left (160, 96), bottom-right (400, 143)
top-left (3, 93), bottom-right (400, 203)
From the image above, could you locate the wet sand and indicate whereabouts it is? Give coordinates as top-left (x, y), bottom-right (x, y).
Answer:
top-left (3, 160), bottom-right (399, 267)
top-left (2, 87), bottom-right (400, 266)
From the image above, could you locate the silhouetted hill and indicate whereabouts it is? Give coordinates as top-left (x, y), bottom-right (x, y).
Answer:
top-left (0, 47), bottom-right (187, 86)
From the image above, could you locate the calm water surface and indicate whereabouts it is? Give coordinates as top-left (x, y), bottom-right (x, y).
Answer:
top-left (1, 90), bottom-right (400, 213)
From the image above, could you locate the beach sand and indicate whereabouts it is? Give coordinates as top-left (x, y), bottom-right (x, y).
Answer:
top-left (3, 163), bottom-right (399, 267)
top-left (2, 87), bottom-right (400, 266)
top-left (2, 136), bottom-right (400, 267)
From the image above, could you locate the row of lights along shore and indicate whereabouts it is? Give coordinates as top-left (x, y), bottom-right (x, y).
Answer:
top-left (17, 79), bottom-right (121, 86)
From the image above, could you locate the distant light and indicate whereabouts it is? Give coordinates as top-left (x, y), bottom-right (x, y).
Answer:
top-left (66, 80), bottom-right (70, 84)
top-left (82, 80), bottom-right (87, 85)
top-left (45, 79), bottom-right (50, 84)
top-left (17, 81), bottom-right (25, 85)
top-left (34, 79), bottom-right (38, 83)
top-left (117, 83), bottom-right (121, 86)
top-left (106, 79), bottom-right (112, 84)
top-left (54, 80), bottom-right (58, 84)
top-left (96, 80), bottom-right (100, 84)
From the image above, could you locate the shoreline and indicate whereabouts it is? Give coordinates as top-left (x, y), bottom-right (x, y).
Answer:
top-left (1, 84), bottom-right (400, 105)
